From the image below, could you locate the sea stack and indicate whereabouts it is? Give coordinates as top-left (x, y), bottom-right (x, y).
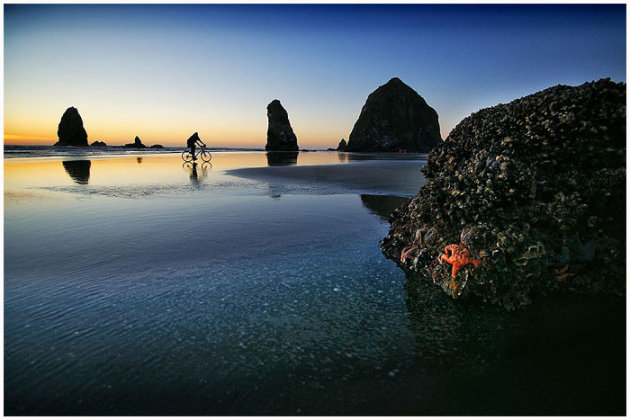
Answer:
top-left (346, 78), bottom-right (441, 152)
top-left (337, 138), bottom-right (347, 151)
top-left (265, 100), bottom-right (299, 151)
top-left (124, 136), bottom-right (147, 148)
top-left (54, 107), bottom-right (88, 147)
top-left (381, 78), bottom-right (626, 310)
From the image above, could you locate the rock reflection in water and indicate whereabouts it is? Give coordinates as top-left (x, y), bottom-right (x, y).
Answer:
top-left (360, 194), bottom-right (409, 222)
top-left (266, 151), bottom-right (298, 166)
top-left (62, 160), bottom-right (91, 185)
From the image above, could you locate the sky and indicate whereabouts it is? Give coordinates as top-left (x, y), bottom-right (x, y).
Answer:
top-left (4, 4), bottom-right (626, 148)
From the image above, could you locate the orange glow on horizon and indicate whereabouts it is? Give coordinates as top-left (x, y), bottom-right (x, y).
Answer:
top-left (5, 103), bottom-right (351, 149)
top-left (5, 99), bottom-right (352, 149)
top-left (5, 126), bottom-right (347, 149)
top-left (4, 134), bottom-right (55, 145)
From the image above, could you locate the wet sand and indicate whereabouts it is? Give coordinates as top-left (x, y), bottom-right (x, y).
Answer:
top-left (227, 160), bottom-right (426, 196)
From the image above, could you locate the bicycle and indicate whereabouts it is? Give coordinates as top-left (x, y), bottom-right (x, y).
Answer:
top-left (182, 144), bottom-right (212, 163)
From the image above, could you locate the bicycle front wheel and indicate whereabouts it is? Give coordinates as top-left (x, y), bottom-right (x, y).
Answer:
top-left (201, 150), bottom-right (212, 162)
top-left (182, 151), bottom-right (193, 162)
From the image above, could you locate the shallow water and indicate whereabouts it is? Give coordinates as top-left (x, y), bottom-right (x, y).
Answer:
top-left (4, 151), bottom-right (625, 415)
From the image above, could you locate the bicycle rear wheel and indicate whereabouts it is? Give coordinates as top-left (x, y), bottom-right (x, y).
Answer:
top-left (182, 151), bottom-right (193, 162)
top-left (201, 150), bottom-right (212, 162)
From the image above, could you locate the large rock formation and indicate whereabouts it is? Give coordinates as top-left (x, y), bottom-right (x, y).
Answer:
top-left (337, 138), bottom-right (347, 151)
top-left (54, 107), bottom-right (88, 147)
top-left (381, 79), bottom-right (625, 310)
top-left (124, 136), bottom-right (146, 148)
top-left (346, 78), bottom-right (442, 152)
top-left (265, 100), bottom-right (299, 151)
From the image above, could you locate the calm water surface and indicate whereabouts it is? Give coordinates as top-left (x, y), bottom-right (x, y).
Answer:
top-left (4, 151), bottom-right (624, 415)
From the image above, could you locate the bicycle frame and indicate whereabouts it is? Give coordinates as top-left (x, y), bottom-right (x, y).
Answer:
top-left (182, 145), bottom-right (212, 163)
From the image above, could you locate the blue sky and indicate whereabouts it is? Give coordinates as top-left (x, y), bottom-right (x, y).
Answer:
top-left (4, 4), bottom-right (626, 147)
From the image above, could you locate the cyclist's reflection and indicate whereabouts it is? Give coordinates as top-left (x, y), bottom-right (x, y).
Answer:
top-left (184, 161), bottom-right (211, 187)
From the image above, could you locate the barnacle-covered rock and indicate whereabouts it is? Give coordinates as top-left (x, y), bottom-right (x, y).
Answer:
top-left (381, 78), bottom-right (625, 310)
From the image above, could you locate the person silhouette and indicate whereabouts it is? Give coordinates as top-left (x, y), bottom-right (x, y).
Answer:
top-left (186, 132), bottom-right (205, 161)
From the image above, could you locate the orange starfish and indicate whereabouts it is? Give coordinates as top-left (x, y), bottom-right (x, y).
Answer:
top-left (440, 244), bottom-right (480, 278)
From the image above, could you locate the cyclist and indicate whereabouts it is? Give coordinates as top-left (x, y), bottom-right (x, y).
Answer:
top-left (186, 132), bottom-right (205, 161)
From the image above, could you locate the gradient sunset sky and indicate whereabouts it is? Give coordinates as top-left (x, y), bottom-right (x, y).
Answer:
top-left (4, 4), bottom-right (626, 148)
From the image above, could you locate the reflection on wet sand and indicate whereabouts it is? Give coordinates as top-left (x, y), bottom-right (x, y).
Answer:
top-left (184, 161), bottom-right (211, 187)
top-left (266, 151), bottom-right (298, 166)
top-left (8, 153), bottom-right (425, 200)
top-left (62, 160), bottom-right (91, 185)
top-left (7, 152), bottom-right (423, 193)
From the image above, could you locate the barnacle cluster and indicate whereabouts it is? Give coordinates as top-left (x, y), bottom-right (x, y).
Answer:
top-left (381, 79), bottom-right (625, 310)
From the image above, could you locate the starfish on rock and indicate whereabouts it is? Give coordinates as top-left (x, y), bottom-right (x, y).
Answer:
top-left (440, 244), bottom-right (480, 278)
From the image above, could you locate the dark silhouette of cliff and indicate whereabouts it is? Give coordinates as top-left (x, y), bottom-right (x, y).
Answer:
top-left (54, 107), bottom-right (88, 147)
top-left (265, 100), bottom-right (299, 151)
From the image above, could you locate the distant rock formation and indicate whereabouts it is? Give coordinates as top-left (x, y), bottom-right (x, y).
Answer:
top-left (124, 136), bottom-right (147, 148)
top-left (337, 138), bottom-right (347, 151)
top-left (150, 144), bottom-right (164, 149)
top-left (62, 160), bottom-right (91, 184)
top-left (346, 78), bottom-right (441, 152)
top-left (265, 100), bottom-right (299, 151)
top-left (54, 107), bottom-right (88, 147)
top-left (90, 140), bottom-right (107, 147)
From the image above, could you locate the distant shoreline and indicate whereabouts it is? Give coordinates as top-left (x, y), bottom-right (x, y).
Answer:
top-left (4, 144), bottom-right (267, 152)
top-left (3, 146), bottom-right (430, 159)
top-left (3, 145), bottom-right (267, 159)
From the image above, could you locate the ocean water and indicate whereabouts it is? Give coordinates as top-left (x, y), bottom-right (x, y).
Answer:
top-left (4, 151), bottom-right (625, 415)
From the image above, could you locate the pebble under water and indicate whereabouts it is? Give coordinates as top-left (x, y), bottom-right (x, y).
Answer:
top-left (4, 152), bottom-right (625, 415)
